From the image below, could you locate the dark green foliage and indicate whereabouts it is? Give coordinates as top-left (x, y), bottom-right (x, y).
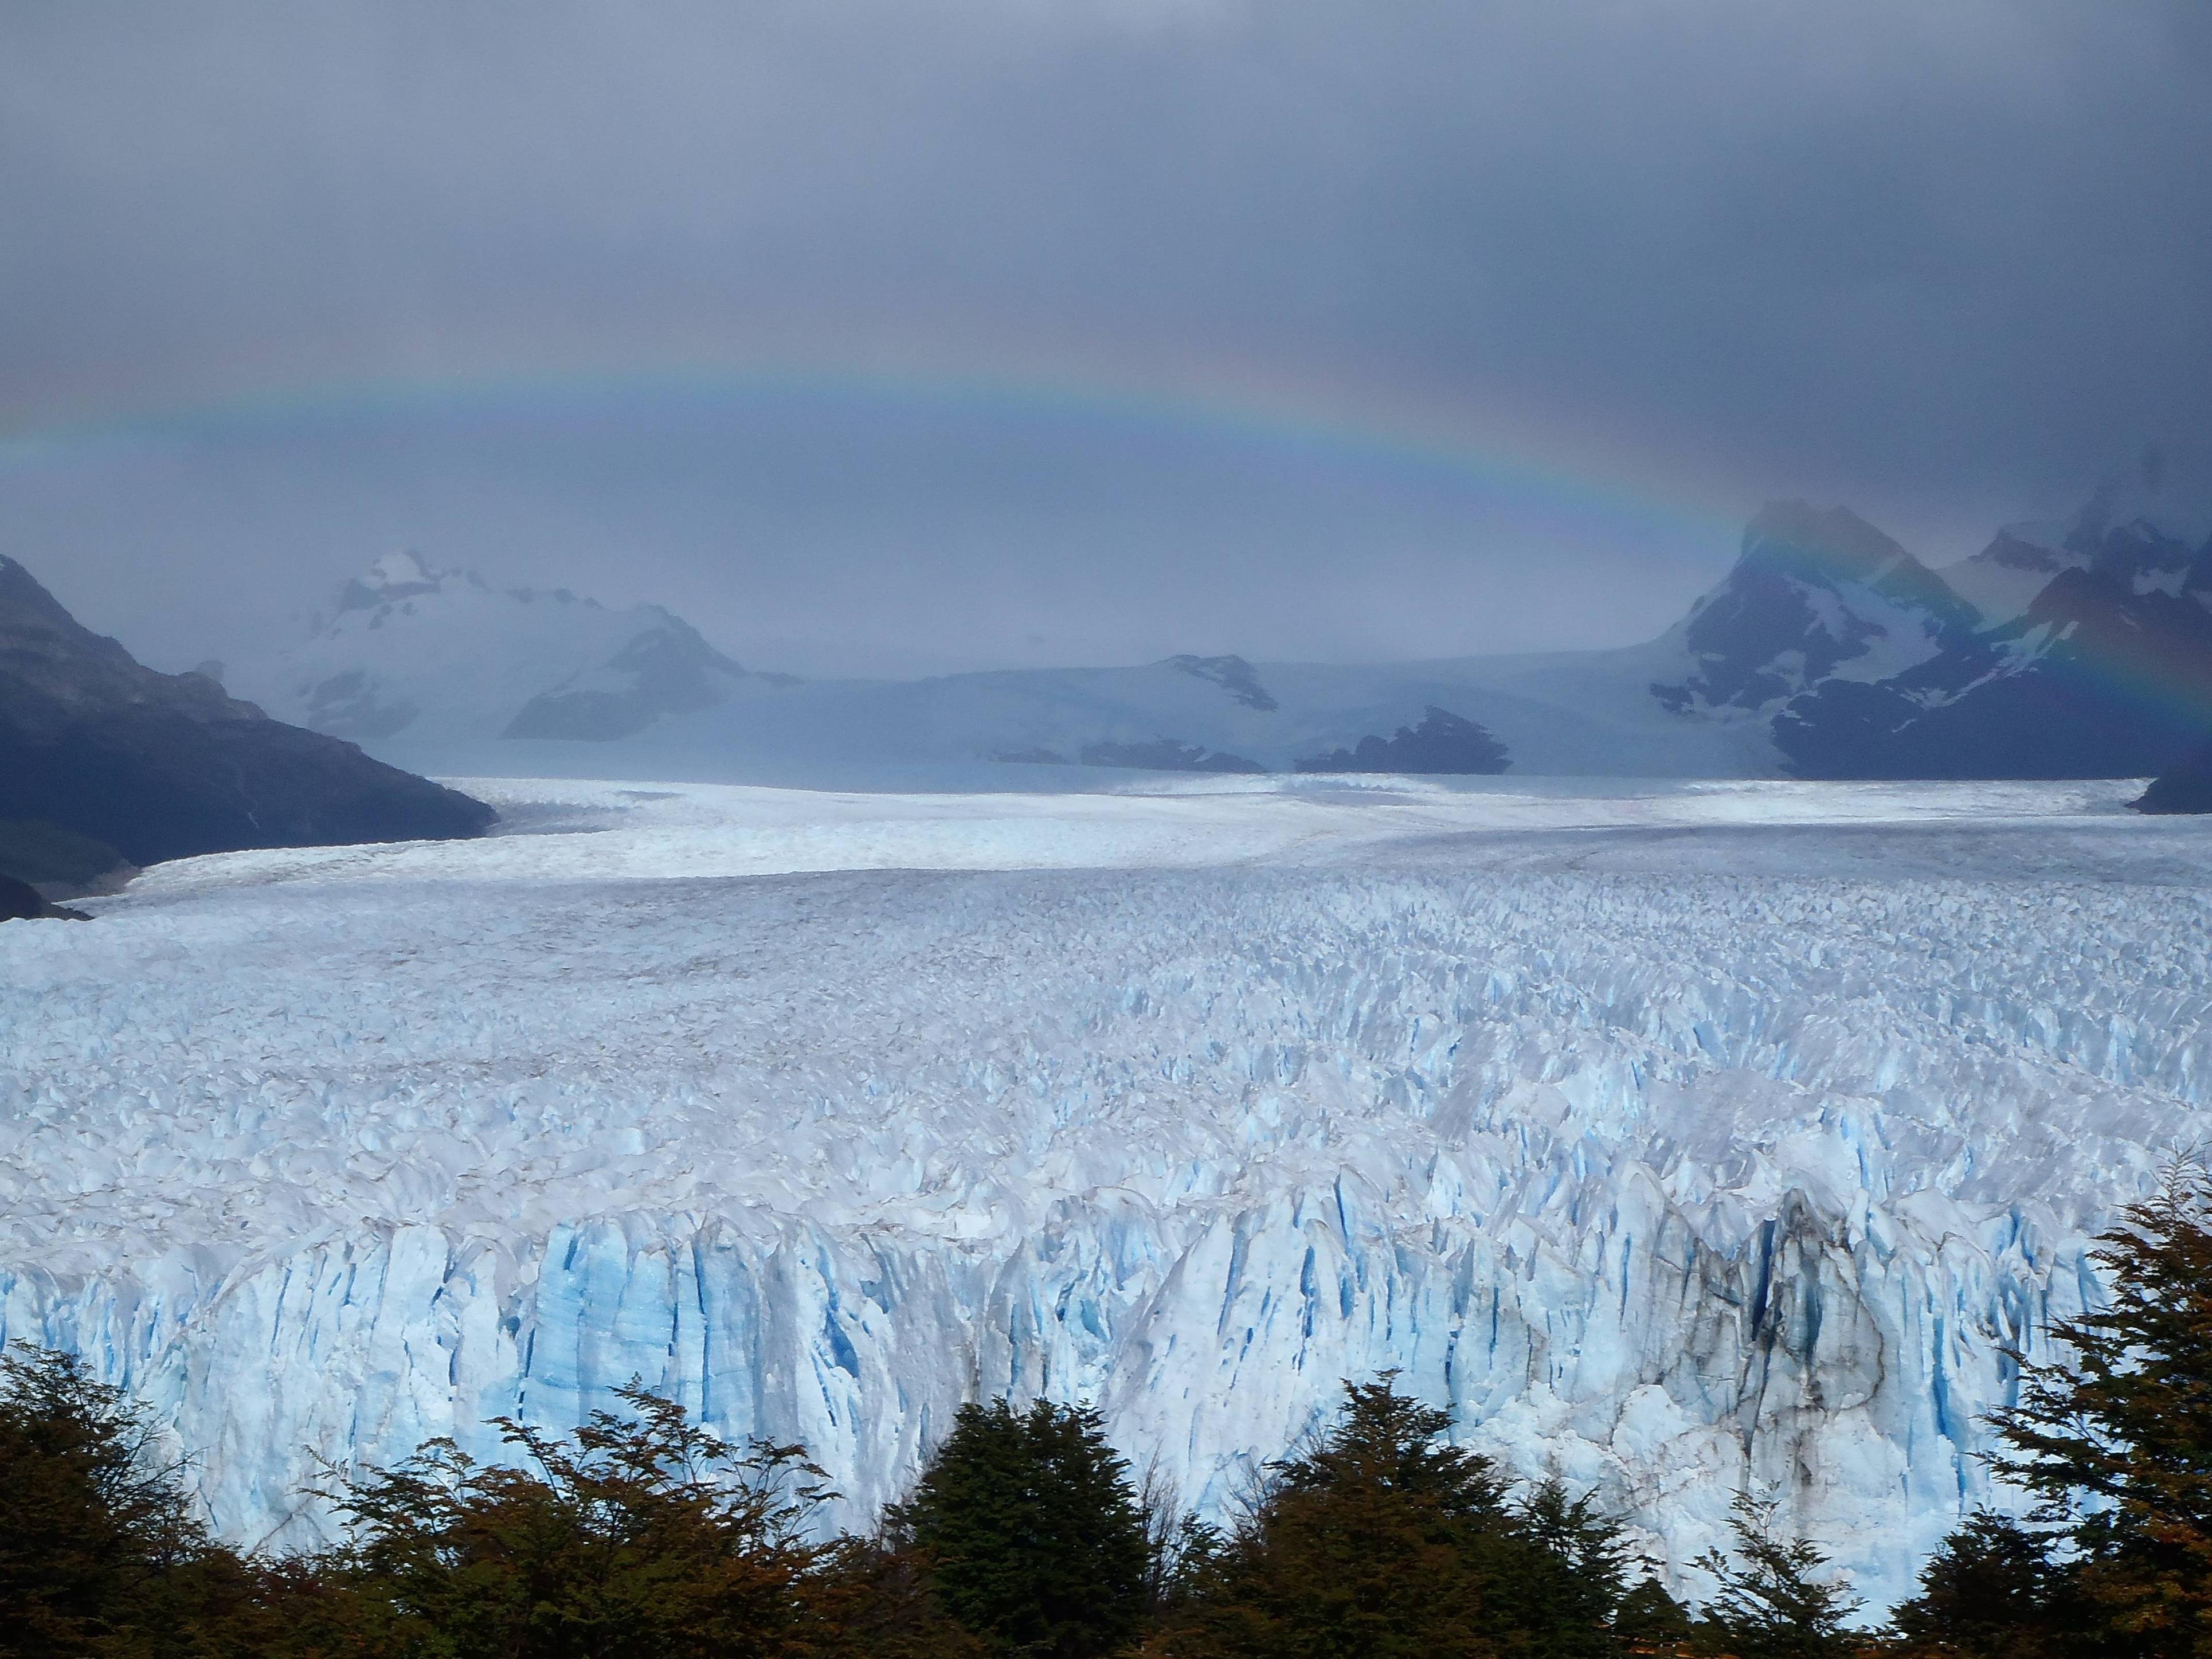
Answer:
top-left (888, 1398), bottom-right (1152, 1659)
top-left (1147, 1376), bottom-right (1630, 1659)
top-left (319, 1382), bottom-right (835, 1659)
top-left (1513, 1478), bottom-right (1638, 1645)
top-left (38, 1254), bottom-right (2212, 1659)
top-left (812, 1537), bottom-right (992, 1658)
top-left (1613, 1578), bottom-right (1694, 1653)
top-left (1986, 1163), bottom-right (2212, 1657)
top-left (0, 1345), bottom-right (250, 1658)
top-left (1888, 1512), bottom-right (2063, 1659)
top-left (1692, 1494), bottom-right (1859, 1659)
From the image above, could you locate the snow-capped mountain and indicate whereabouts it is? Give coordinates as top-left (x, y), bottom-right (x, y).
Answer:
top-left (1648, 502), bottom-right (1980, 720)
top-left (1776, 464), bottom-right (2212, 779)
top-left (439, 648), bottom-right (1773, 784)
top-left (236, 553), bottom-right (1779, 781)
top-left (1939, 522), bottom-right (2080, 629)
top-left (1941, 455), bottom-right (2212, 628)
top-left (230, 551), bottom-right (755, 746)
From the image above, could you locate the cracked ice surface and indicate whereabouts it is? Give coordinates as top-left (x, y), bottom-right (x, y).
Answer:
top-left (3, 775), bottom-right (2210, 1605)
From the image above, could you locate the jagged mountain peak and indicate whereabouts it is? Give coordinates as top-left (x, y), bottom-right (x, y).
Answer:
top-left (1739, 500), bottom-right (1916, 586)
top-left (2066, 448), bottom-right (2212, 556)
top-left (1, 553), bottom-right (255, 725)
top-left (1651, 501), bottom-right (1974, 717)
top-left (1944, 463), bottom-right (2212, 627)
top-left (1736, 500), bottom-right (1972, 621)
top-left (330, 549), bottom-right (472, 623)
top-left (1, 553), bottom-right (88, 626)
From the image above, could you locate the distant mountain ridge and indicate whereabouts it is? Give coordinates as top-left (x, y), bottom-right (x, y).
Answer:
top-left (227, 463), bottom-right (2212, 785)
top-left (1778, 463), bottom-right (2212, 778)
top-left (235, 550), bottom-right (764, 748)
top-left (0, 556), bottom-right (494, 864)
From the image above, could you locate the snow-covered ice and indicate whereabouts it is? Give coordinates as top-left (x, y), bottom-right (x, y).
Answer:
top-left (4, 773), bottom-right (2210, 1606)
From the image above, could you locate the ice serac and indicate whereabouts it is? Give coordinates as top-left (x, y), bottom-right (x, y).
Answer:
top-left (0, 555), bottom-right (492, 864)
top-left (2, 781), bottom-right (2202, 1612)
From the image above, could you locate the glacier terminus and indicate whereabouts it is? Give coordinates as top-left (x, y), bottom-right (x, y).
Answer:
top-left (3, 774), bottom-right (2207, 1608)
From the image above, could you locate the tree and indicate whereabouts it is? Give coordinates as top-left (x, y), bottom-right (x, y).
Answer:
top-left (887, 1398), bottom-right (1152, 1659)
top-left (811, 1536), bottom-right (992, 1659)
top-left (1148, 1375), bottom-right (1628, 1659)
top-left (323, 1382), bottom-right (835, 1659)
top-left (1888, 1512), bottom-right (2064, 1659)
top-left (1987, 1161), bottom-right (2212, 1657)
top-left (1613, 1577), bottom-right (1694, 1655)
top-left (0, 1344), bottom-right (256, 1659)
top-left (1692, 1493), bottom-right (1859, 1659)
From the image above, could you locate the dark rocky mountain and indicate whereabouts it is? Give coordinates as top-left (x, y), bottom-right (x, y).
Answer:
top-left (0, 557), bottom-right (496, 866)
top-left (2135, 737), bottom-right (2212, 813)
top-left (1295, 707), bottom-right (1509, 774)
top-left (1165, 654), bottom-right (1279, 711)
top-left (0, 870), bottom-right (85, 922)
top-left (0, 817), bottom-right (133, 897)
top-left (1651, 503), bottom-right (1979, 718)
top-left (1772, 486), bottom-right (2212, 778)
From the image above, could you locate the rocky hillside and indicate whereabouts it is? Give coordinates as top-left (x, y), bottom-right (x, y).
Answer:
top-left (0, 557), bottom-right (495, 865)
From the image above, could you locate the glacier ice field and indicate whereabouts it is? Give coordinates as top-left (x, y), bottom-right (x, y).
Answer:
top-left (5, 772), bottom-right (2211, 1606)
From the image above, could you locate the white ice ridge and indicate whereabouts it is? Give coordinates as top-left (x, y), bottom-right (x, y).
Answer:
top-left (3, 774), bottom-right (2209, 1609)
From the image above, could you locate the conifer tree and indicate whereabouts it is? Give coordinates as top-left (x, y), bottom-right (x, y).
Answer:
top-left (1987, 1160), bottom-right (2212, 1658)
top-left (1612, 1576), bottom-right (1694, 1654)
top-left (888, 1397), bottom-right (1152, 1659)
top-left (1691, 1493), bottom-right (1858, 1659)
top-left (1887, 1512), bottom-right (2062, 1659)
top-left (1147, 1375), bottom-right (1627, 1659)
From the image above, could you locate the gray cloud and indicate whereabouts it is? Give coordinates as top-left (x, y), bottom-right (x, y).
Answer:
top-left (2, 0), bottom-right (2207, 673)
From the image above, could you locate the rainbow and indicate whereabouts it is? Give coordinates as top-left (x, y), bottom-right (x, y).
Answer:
top-left (8, 348), bottom-right (2203, 762)
top-left (0, 344), bottom-right (1747, 548)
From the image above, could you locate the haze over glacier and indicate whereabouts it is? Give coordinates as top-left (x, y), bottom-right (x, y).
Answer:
top-left (5, 775), bottom-right (2209, 1606)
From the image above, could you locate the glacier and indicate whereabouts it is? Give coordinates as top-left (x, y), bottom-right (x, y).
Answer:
top-left (3, 774), bottom-right (2210, 1606)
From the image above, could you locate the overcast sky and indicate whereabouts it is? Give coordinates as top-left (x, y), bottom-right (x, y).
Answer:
top-left (3, 1), bottom-right (2208, 676)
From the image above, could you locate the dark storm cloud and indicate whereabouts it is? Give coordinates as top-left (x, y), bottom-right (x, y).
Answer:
top-left (2, 1), bottom-right (2209, 671)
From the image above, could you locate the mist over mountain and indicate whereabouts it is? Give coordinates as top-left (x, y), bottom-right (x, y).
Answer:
top-left (232, 549), bottom-right (763, 748)
top-left (222, 461), bottom-right (2212, 788)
